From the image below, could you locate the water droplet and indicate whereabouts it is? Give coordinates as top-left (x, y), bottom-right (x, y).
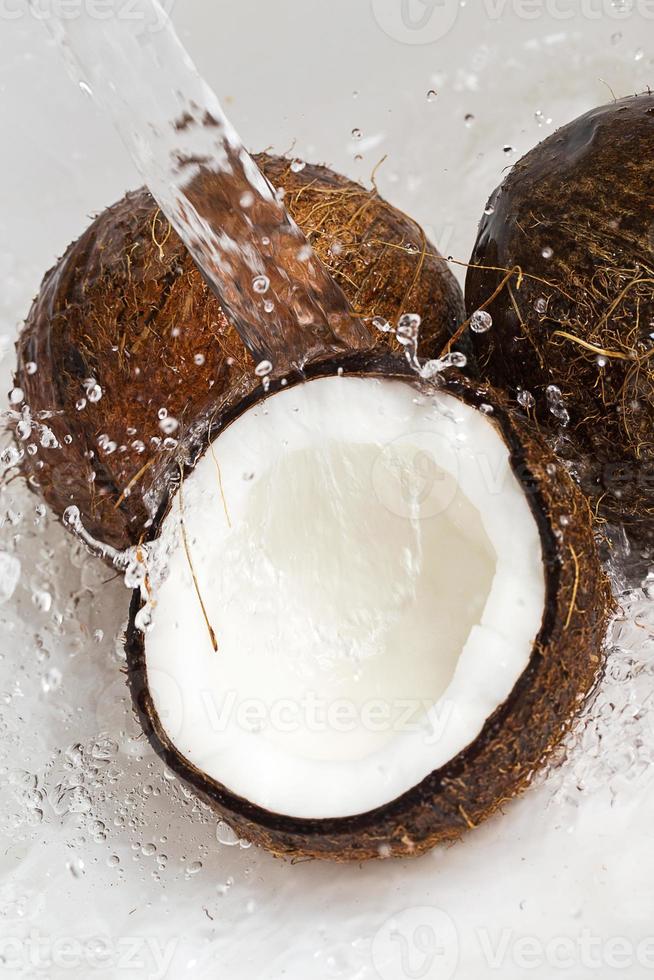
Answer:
top-left (440, 351), bottom-right (467, 369)
top-left (84, 379), bottom-right (103, 403)
top-left (541, 246), bottom-right (554, 260)
top-left (135, 606), bottom-right (154, 633)
top-left (25, 361), bottom-right (37, 375)
top-left (470, 310), bottom-right (493, 333)
top-left (194, 353), bottom-right (206, 366)
top-left (546, 384), bottom-right (570, 425)
top-left (290, 159), bottom-right (306, 173)
top-left (534, 297), bottom-right (548, 314)
top-left (78, 80), bottom-right (93, 97)
top-left (252, 275), bottom-right (270, 294)
top-left (503, 144), bottom-right (515, 154)
top-left (67, 857), bottom-right (85, 878)
top-left (464, 113), bottom-right (475, 126)
top-left (255, 360), bottom-right (273, 378)
top-left (41, 668), bottom-right (62, 694)
top-left (483, 204), bottom-right (495, 216)
top-left (9, 388), bottom-right (24, 405)
top-left (372, 316), bottom-right (392, 333)
top-left (239, 191), bottom-right (254, 208)
top-left (396, 313), bottom-right (421, 345)
top-left (351, 128), bottom-right (362, 139)
top-left (426, 89), bottom-right (438, 102)
top-left (141, 842), bottom-right (157, 856)
top-left (0, 552), bottom-right (21, 605)
top-left (32, 589), bottom-right (52, 613)
top-left (186, 860), bottom-right (203, 876)
top-left (596, 355), bottom-right (608, 368)
top-left (517, 389), bottom-right (535, 410)
top-left (159, 416), bottom-right (179, 435)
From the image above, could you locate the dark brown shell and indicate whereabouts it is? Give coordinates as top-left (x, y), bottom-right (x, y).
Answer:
top-left (464, 94), bottom-right (654, 548)
top-left (126, 353), bottom-right (613, 862)
top-left (15, 154), bottom-right (464, 551)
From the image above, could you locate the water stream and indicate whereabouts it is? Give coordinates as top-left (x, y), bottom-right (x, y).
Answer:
top-left (35, 0), bottom-right (372, 375)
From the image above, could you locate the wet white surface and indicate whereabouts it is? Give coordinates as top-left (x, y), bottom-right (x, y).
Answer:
top-left (0, 2), bottom-right (653, 978)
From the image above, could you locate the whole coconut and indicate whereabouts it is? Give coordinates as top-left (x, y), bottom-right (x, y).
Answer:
top-left (15, 154), bottom-right (464, 550)
top-left (465, 94), bottom-right (654, 548)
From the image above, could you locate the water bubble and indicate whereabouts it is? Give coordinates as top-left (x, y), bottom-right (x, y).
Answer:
top-left (255, 360), bottom-right (273, 378)
top-left (470, 310), bottom-right (493, 333)
top-left (517, 389), bottom-right (535, 410)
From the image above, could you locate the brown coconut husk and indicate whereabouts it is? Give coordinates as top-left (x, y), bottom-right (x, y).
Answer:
top-left (126, 353), bottom-right (613, 862)
top-left (15, 154), bottom-right (464, 551)
top-left (464, 93), bottom-right (654, 549)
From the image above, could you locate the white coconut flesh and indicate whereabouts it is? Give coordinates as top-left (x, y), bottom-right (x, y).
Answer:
top-left (145, 375), bottom-right (546, 820)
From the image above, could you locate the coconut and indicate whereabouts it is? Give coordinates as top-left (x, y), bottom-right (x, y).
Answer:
top-left (125, 353), bottom-right (612, 861)
top-left (464, 94), bottom-right (654, 549)
top-left (14, 153), bottom-right (464, 551)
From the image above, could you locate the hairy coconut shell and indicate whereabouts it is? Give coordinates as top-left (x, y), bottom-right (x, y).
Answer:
top-left (126, 353), bottom-right (612, 862)
top-left (464, 94), bottom-right (654, 547)
top-left (15, 154), bottom-right (464, 551)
